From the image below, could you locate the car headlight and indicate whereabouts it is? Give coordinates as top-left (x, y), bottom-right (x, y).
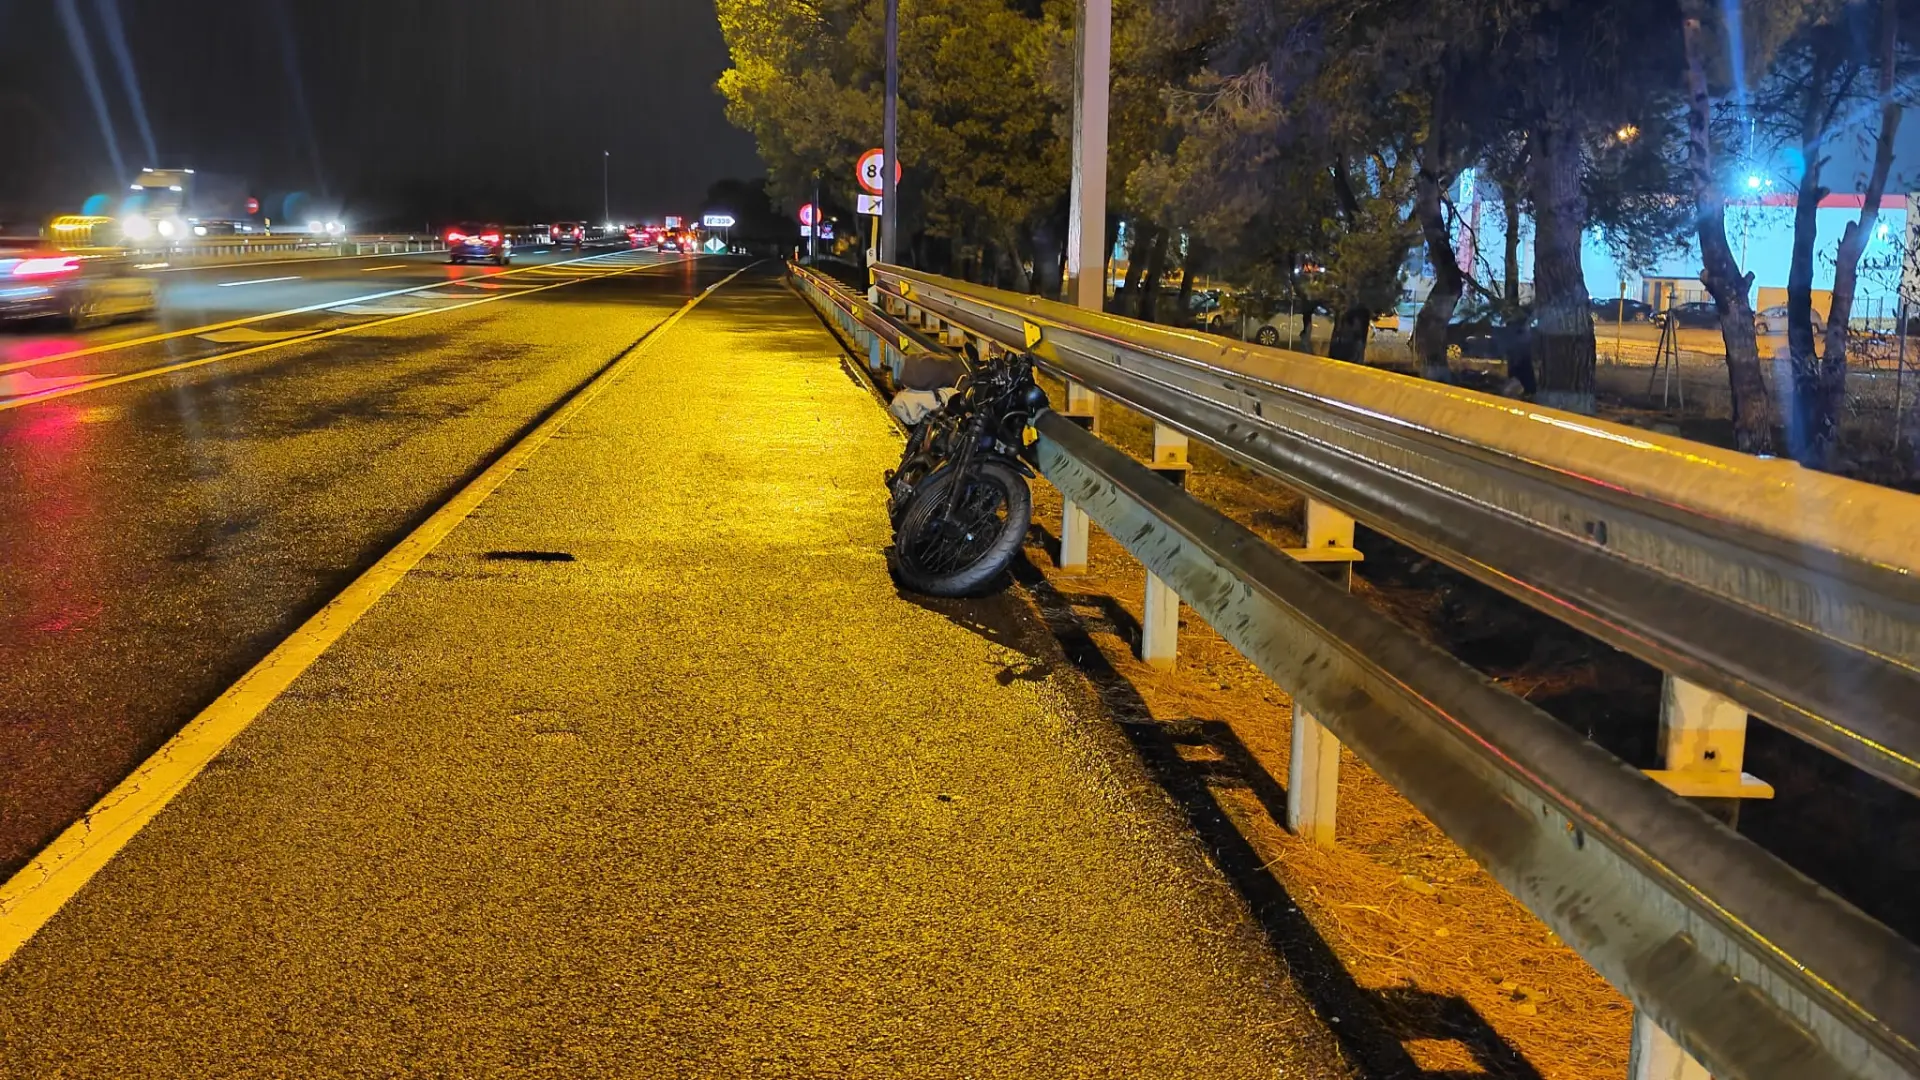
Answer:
top-left (325, 221), bottom-right (343, 235)
top-left (121, 215), bottom-right (154, 240)
top-left (156, 219), bottom-right (178, 239)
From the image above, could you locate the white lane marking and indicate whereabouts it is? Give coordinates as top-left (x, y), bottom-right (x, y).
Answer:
top-left (153, 247), bottom-right (449, 273)
top-left (359, 264), bottom-right (408, 272)
top-left (196, 328), bottom-right (312, 344)
top-left (0, 250), bottom-right (634, 377)
top-left (215, 276), bottom-right (302, 288)
top-left (0, 263), bottom-right (761, 967)
top-left (0, 256), bottom-right (706, 412)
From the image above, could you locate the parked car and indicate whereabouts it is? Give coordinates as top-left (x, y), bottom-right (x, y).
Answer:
top-left (1653, 301), bottom-right (1720, 329)
top-left (1591, 297), bottom-right (1654, 323)
top-left (0, 238), bottom-right (157, 328)
top-left (1752, 304), bottom-right (1824, 336)
top-left (1248, 302), bottom-right (1403, 346)
top-left (447, 223), bottom-right (511, 265)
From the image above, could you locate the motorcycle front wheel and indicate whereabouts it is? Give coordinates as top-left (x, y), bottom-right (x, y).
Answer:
top-left (888, 461), bottom-right (1031, 597)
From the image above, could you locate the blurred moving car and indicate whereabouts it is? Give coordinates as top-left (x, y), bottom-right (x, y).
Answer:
top-left (658, 234), bottom-right (683, 253)
top-left (1591, 297), bottom-right (1654, 323)
top-left (447, 224), bottom-right (511, 265)
top-left (1653, 301), bottom-right (1720, 329)
top-left (0, 238), bottom-right (157, 328)
top-left (1753, 304), bottom-right (1824, 336)
top-left (551, 222), bottom-right (585, 250)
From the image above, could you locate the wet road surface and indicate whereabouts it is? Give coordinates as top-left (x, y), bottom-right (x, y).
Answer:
top-left (0, 268), bottom-right (1346, 1076)
top-left (0, 246), bottom-right (721, 879)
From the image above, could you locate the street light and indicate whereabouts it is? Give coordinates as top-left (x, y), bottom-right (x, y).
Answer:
top-left (603, 150), bottom-right (611, 226)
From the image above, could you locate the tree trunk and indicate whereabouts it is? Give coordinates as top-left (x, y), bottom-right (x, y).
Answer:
top-left (1414, 142), bottom-right (1463, 382)
top-left (1328, 306), bottom-right (1371, 362)
top-left (1500, 177), bottom-right (1522, 313)
top-left (1527, 122), bottom-right (1595, 412)
top-left (1031, 219), bottom-right (1063, 299)
top-left (1817, 0), bottom-right (1903, 469)
top-left (1681, 0), bottom-right (1773, 453)
top-left (1121, 222), bottom-right (1152, 310)
top-left (1785, 47), bottom-right (1835, 461)
top-left (1136, 228), bottom-right (1168, 322)
top-left (999, 225), bottom-right (1032, 294)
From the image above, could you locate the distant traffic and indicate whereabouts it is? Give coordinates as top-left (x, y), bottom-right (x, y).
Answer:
top-left (0, 164), bottom-right (730, 330)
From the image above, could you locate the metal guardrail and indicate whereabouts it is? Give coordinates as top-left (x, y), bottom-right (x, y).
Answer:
top-left (870, 266), bottom-right (1920, 799)
top-left (789, 262), bottom-right (1920, 1080)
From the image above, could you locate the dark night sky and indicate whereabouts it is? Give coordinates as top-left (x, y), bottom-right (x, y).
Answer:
top-left (0, 0), bottom-right (765, 227)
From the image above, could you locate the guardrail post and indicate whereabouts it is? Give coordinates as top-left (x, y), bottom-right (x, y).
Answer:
top-left (1629, 1013), bottom-right (1711, 1080)
top-left (1057, 380), bottom-right (1102, 573)
top-left (1287, 497), bottom-right (1356, 847)
top-left (1645, 674), bottom-right (1768, 824)
top-left (1140, 424), bottom-right (1191, 669)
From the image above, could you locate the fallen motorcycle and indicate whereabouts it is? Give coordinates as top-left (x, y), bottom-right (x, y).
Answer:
top-left (884, 351), bottom-right (1052, 597)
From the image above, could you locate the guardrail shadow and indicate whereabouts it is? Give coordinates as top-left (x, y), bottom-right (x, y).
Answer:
top-left (1004, 555), bottom-right (1545, 1080)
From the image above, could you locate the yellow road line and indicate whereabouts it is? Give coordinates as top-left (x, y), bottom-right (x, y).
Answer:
top-left (360, 264), bottom-right (408, 272)
top-left (0, 258), bottom-right (680, 412)
top-left (0, 261), bottom-right (758, 967)
top-left (0, 249), bottom-right (637, 377)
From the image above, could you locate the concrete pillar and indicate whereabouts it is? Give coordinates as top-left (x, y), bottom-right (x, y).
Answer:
top-left (1287, 497), bottom-right (1355, 847)
top-left (1057, 380), bottom-right (1101, 574)
top-left (1629, 1012), bottom-right (1712, 1080)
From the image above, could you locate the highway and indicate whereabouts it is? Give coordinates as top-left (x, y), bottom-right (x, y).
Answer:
top-left (0, 243), bottom-right (724, 880)
top-left (0, 265), bottom-right (1352, 1077)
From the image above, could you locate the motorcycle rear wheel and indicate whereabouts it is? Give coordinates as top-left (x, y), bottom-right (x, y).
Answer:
top-left (888, 461), bottom-right (1031, 597)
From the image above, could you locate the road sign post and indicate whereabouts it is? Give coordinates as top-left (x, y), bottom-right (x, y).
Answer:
top-left (882, 0), bottom-right (899, 266)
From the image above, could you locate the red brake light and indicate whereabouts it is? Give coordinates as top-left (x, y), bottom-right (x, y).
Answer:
top-left (447, 231), bottom-right (467, 243)
top-left (481, 232), bottom-right (501, 244)
top-left (12, 257), bottom-right (80, 278)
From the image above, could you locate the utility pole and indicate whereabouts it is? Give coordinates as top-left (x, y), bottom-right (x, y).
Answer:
top-left (602, 150), bottom-right (610, 226)
top-left (1057, 0), bottom-right (1110, 578)
top-left (1064, 0), bottom-right (1108, 310)
top-left (880, 0), bottom-right (899, 266)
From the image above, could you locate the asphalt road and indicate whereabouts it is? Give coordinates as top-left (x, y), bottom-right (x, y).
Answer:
top-left (0, 268), bottom-right (1346, 1076)
top-left (0, 243), bottom-right (731, 880)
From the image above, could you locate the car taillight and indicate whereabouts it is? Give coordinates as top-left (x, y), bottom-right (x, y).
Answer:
top-left (447, 231), bottom-right (467, 243)
top-left (481, 233), bottom-right (501, 244)
top-left (12, 257), bottom-right (80, 278)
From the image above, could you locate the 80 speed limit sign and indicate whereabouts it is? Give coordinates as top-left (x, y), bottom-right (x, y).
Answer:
top-left (856, 148), bottom-right (901, 195)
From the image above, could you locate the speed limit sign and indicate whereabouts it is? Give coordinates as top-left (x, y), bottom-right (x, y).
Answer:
top-left (856, 148), bottom-right (900, 195)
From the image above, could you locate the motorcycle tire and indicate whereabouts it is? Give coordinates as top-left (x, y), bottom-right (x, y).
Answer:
top-left (888, 461), bottom-right (1031, 597)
